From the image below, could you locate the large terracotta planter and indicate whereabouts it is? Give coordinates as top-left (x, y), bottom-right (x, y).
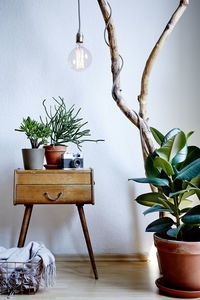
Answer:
top-left (44, 145), bottom-right (66, 167)
top-left (154, 233), bottom-right (200, 291)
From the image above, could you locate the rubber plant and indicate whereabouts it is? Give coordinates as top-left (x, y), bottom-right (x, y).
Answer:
top-left (129, 127), bottom-right (200, 291)
top-left (129, 127), bottom-right (200, 241)
top-left (97, 0), bottom-right (200, 293)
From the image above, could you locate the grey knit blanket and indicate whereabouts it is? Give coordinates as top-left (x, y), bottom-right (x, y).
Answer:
top-left (0, 241), bottom-right (56, 295)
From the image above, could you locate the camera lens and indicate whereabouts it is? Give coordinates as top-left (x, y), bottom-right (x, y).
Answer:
top-left (70, 158), bottom-right (81, 168)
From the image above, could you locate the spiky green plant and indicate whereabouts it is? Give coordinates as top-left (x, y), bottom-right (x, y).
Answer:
top-left (129, 128), bottom-right (200, 241)
top-left (15, 117), bottom-right (51, 148)
top-left (41, 97), bottom-right (103, 150)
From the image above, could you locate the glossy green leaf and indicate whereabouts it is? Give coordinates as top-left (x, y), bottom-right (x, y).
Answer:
top-left (186, 177), bottom-right (200, 188)
top-left (195, 192), bottom-right (200, 200)
top-left (177, 146), bottom-right (200, 170)
top-left (186, 176), bottom-right (200, 199)
top-left (129, 177), bottom-right (169, 186)
top-left (181, 190), bottom-right (197, 200)
top-left (179, 199), bottom-right (192, 210)
top-left (175, 158), bottom-right (200, 181)
top-left (150, 127), bottom-right (164, 146)
top-left (163, 198), bottom-right (176, 212)
top-left (181, 179), bottom-right (200, 199)
top-left (153, 157), bottom-right (174, 176)
top-left (167, 224), bottom-right (184, 238)
top-left (146, 217), bottom-right (174, 232)
top-left (145, 154), bottom-right (160, 178)
top-left (143, 205), bottom-right (172, 216)
top-left (157, 131), bottom-right (187, 163)
top-left (162, 128), bottom-right (181, 144)
top-left (169, 187), bottom-right (200, 198)
top-left (180, 207), bottom-right (191, 215)
top-left (181, 225), bottom-right (200, 240)
top-left (135, 192), bottom-right (169, 208)
top-left (182, 205), bottom-right (200, 224)
top-left (172, 146), bottom-right (188, 165)
top-left (162, 128), bottom-right (188, 165)
top-left (186, 131), bottom-right (194, 140)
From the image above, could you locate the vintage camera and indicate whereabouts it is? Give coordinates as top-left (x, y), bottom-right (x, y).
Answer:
top-left (61, 153), bottom-right (83, 169)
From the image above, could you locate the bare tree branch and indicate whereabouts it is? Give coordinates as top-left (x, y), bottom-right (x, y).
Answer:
top-left (97, 0), bottom-right (189, 161)
top-left (97, 0), bottom-right (189, 205)
top-left (97, 0), bottom-right (155, 156)
top-left (138, 0), bottom-right (189, 120)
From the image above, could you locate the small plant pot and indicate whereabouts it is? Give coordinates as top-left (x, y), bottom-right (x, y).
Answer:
top-left (22, 148), bottom-right (45, 170)
top-left (44, 145), bottom-right (66, 167)
top-left (154, 233), bottom-right (200, 291)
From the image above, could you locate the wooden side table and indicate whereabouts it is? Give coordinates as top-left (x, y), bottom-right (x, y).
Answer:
top-left (14, 168), bottom-right (98, 279)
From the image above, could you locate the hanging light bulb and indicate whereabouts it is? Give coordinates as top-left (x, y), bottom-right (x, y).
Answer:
top-left (68, 33), bottom-right (92, 71)
top-left (68, 0), bottom-right (92, 71)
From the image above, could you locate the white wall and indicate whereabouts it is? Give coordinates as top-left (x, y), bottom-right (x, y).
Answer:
top-left (0, 0), bottom-right (199, 255)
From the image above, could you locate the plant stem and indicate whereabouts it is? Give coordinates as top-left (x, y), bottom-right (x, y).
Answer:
top-left (173, 195), bottom-right (181, 229)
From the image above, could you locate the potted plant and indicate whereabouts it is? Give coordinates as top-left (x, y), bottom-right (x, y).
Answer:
top-left (15, 117), bottom-right (51, 170)
top-left (41, 97), bottom-right (103, 168)
top-left (129, 128), bottom-right (200, 294)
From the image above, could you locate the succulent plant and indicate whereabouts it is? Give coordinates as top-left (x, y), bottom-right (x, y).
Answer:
top-left (41, 97), bottom-right (103, 150)
top-left (15, 117), bottom-right (51, 148)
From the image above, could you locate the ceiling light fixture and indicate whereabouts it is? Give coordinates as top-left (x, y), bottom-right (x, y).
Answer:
top-left (68, 0), bottom-right (92, 71)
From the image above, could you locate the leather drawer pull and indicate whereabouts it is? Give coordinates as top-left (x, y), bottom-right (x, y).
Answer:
top-left (44, 192), bottom-right (63, 201)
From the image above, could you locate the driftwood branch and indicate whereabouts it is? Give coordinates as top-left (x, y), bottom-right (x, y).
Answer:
top-left (97, 0), bottom-right (189, 163)
top-left (97, 0), bottom-right (155, 156)
top-left (138, 0), bottom-right (190, 120)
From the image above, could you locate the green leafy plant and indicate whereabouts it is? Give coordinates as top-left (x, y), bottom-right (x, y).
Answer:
top-left (129, 128), bottom-right (200, 241)
top-left (41, 97), bottom-right (103, 150)
top-left (15, 116), bottom-right (51, 148)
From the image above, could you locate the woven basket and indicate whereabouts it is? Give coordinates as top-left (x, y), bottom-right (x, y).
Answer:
top-left (0, 260), bottom-right (42, 295)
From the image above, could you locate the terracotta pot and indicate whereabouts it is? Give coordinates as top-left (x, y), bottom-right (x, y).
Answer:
top-left (22, 148), bottom-right (45, 170)
top-left (154, 233), bottom-right (200, 290)
top-left (44, 145), bottom-right (66, 167)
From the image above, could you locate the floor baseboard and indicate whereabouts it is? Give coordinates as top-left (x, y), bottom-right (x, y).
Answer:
top-left (55, 253), bottom-right (148, 262)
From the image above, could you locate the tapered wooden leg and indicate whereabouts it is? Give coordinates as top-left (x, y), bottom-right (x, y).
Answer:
top-left (77, 205), bottom-right (98, 279)
top-left (18, 205), bottom-right (33, 247)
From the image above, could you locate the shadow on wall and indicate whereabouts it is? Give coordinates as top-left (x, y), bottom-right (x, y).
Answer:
top-left (128, 183), bottom-right (155, 255)
top-left (128, 184), bottom-right (143, 254)
top-left (0, 163), bottom-right (77, 251)
top-left (90, 142), bottom-right (146, 254)
top-left (28, 205), bottom-right (76, 252)
top-left (0, 166), bottom-right (20, 248)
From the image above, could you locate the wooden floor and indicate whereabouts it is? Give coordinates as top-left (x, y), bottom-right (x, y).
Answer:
top-left (0, 260), bottom-right (187, 299)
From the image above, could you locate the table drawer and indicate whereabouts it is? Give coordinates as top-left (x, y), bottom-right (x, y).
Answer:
top-left (15, 170), bottom-right (92, 185)
top-left (15, 185), bottom-right (93, 205)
